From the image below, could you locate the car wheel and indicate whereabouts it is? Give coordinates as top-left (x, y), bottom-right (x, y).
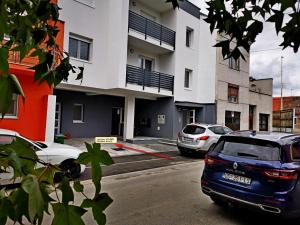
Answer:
top-left (178, 147), bottom-right (187, 156)
top-left (58, 159), bottom-right (81, 180)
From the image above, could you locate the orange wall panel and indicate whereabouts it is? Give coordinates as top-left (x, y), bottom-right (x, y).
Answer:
top-left (0, 70), bottom-right (52, 141)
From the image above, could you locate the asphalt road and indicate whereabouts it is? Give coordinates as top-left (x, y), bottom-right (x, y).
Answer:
top-left (96, 161), bottom-right (300, 225)
top-left (80, 149), bottom-right (202, 180)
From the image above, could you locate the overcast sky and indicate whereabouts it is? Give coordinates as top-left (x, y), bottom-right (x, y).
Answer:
top-left (189, 0), bottom-right (300, 97)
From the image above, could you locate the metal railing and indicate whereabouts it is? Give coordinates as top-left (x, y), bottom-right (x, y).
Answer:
top-left (126, 65), bottom-right (174, 94)
top-left (128, 11), bottom-right (176, 48)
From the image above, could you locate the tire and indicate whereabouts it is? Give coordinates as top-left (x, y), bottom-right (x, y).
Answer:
top-left (57, 159), bottom-right (81, 180)
top-left (178, 147), bottom-right (187, 156)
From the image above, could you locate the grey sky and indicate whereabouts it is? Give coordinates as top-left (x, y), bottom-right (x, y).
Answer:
top-left (190, 0), bottom-right (300, 97)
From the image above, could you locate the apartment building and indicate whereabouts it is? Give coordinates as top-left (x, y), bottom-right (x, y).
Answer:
top-left (54, 0), bottom-right (217, 141)
top-left (215, 41), bottom-right (273, 131)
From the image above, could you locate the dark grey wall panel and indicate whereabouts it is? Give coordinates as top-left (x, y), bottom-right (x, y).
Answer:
top-left (55, 90), bottom-right (124, 138)
top-left (135, 97), bottom-right (175, 139)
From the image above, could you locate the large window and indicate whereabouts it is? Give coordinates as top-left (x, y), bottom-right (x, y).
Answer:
top-left (73, 104), bottom-right (84, 123)
top-left (228, 84), bottom-right (239, 103)
top-left (186, 27), bottom-right (193, 47)
top-left (69, 35), bottom-right (92, 61)
top-left (259, 114), bottom-right (269, 131)
top-left (184, 69), bottom-right (192, 89)
top-left (229, 57), bottom-right (240, 70)
top-left (1, 94), bottom-right (18, 118)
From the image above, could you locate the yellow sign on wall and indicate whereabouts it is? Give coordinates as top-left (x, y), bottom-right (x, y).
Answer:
top-left (95, 137), bottom-right (117, 144)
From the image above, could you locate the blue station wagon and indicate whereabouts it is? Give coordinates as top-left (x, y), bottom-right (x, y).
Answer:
top-left (201, 131), bottom-right (300, 217)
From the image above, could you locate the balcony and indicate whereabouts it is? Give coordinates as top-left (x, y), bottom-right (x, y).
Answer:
top-left (126, 65), bottom-right (174, 94)
top-left (128, 11), bottom-right (176, 50)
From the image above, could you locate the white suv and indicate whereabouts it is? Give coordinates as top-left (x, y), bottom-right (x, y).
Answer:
top-left (177, 124), bottom-right (232, 155)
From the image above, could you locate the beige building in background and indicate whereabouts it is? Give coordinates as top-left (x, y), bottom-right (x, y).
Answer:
top-left (215, 41), bottom-right (273, 131)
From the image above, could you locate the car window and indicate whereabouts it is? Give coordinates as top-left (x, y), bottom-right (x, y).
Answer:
top-left (212, 126), bottom-right (225, 135)
top-left (212, 136), bottom-right (281, 161)
top-left (183, 125), bottom-right (205, 135)
top-left (0, 135), bottom-right (16, 145)
top-left (223, 127), bottom-right (232, 134)
top-left (291, 141), bottom-right (300, 160)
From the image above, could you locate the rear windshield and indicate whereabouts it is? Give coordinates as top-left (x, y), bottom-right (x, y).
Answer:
top-left (183, 125), bottom-right (205, 135)
top-left (212, 137), bottom-right (281, 161)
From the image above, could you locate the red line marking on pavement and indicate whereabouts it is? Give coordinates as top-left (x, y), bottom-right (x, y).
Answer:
top-left (114, 143), bottom-right (175, 160)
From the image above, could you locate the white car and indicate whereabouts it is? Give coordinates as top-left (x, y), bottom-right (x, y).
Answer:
top-left (177, 123), bottom-right (232, 155)
top-left (0, 129), bottom-right (85, 183)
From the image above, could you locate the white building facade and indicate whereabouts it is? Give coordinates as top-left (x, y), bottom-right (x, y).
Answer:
top-left (53, 0), bottom-right (272, 141)
top-left (54, 0), bottom-right (217, 141)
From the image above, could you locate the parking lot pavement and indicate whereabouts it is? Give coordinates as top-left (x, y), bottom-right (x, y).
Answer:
top-left (65, 138), bottom-right (179, 157)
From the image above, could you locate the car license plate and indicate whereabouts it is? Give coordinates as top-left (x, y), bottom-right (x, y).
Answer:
top-left (222, 173), bottom-right (251, 185)
top-left (183, 137), bottom-right (193, 143)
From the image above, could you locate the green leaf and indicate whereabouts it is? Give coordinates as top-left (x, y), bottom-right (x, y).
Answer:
top-left (35, 165), bottom-right (60, 185)
top-left (81, 193), bottom-right (113, 225)
top-left (52, 203), bottom-right (87, 225)
top-left (2, 137), bottom-right (38, 177)
top-left (73, 181), bottom-right (84, 193)
top-left (21, 175), bottom-right (44, 222)
top-left (77, 142), bottom-right (114, 194)
top-left (59, 178), bottom-right (74, 204)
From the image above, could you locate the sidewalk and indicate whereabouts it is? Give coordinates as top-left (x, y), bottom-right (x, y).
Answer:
top-left (65, 138), bottom-right (177, 157)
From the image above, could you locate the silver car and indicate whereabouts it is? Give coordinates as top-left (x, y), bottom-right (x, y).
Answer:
top-left (177, 124), bottom-right (232, 155)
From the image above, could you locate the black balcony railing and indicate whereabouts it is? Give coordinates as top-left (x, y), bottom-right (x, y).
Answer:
top-left (126, 65), bottom-right (174, 94)
top-left (128, 11), bottom-right (176, 48)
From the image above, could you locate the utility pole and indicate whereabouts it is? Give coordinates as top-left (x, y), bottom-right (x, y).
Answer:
top-left (280, 56), bottom-right (284, 110)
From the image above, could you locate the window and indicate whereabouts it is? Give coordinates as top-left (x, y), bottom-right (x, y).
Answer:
top-left (183, 125), bottom-right (205, 135)
top-left (186, 27), bottom-right (193, 47)
top-left (209, 126), bottom-right (226, 135)
top-left (228, 84), bottom-right (239, 103)
top-left (225, 111), bottom-right (241, 131)
top-left (73, 104), bottom-right (84, 123)
top-left (69, 35), bottom-right (92, 61)
top-left (1, 94), bottom-right (18, 118)
top-left (188, 109), bottom-right (195, 123)
top-left (184, 69), bottom-right (192, 88)
top-left (229, 57), bottom-right (240, 70)
top-left (259, 114), bottom-right (269, 131)
top-left (213, 137), bottom-right (280, 161)
top-left (139, 56), bottom-right (154, 71)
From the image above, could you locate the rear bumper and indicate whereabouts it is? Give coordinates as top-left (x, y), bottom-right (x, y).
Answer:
top-left (201, 177), bottom-right (300, 217)
top-left (202, 185), bottom-right (281, 214)
top-left (177, 140), bottom-right (210, 151)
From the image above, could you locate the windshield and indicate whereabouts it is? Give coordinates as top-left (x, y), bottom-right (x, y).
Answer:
top-left (212, 136), bottom-right (281, 161)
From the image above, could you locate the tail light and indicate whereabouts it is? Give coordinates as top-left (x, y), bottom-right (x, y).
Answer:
top-left (204, 155), bottom-right (226, 166)
top-left (262, 169), bottom-right (298, 180)
top-left (197, 135), bottom-right (209, 141)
